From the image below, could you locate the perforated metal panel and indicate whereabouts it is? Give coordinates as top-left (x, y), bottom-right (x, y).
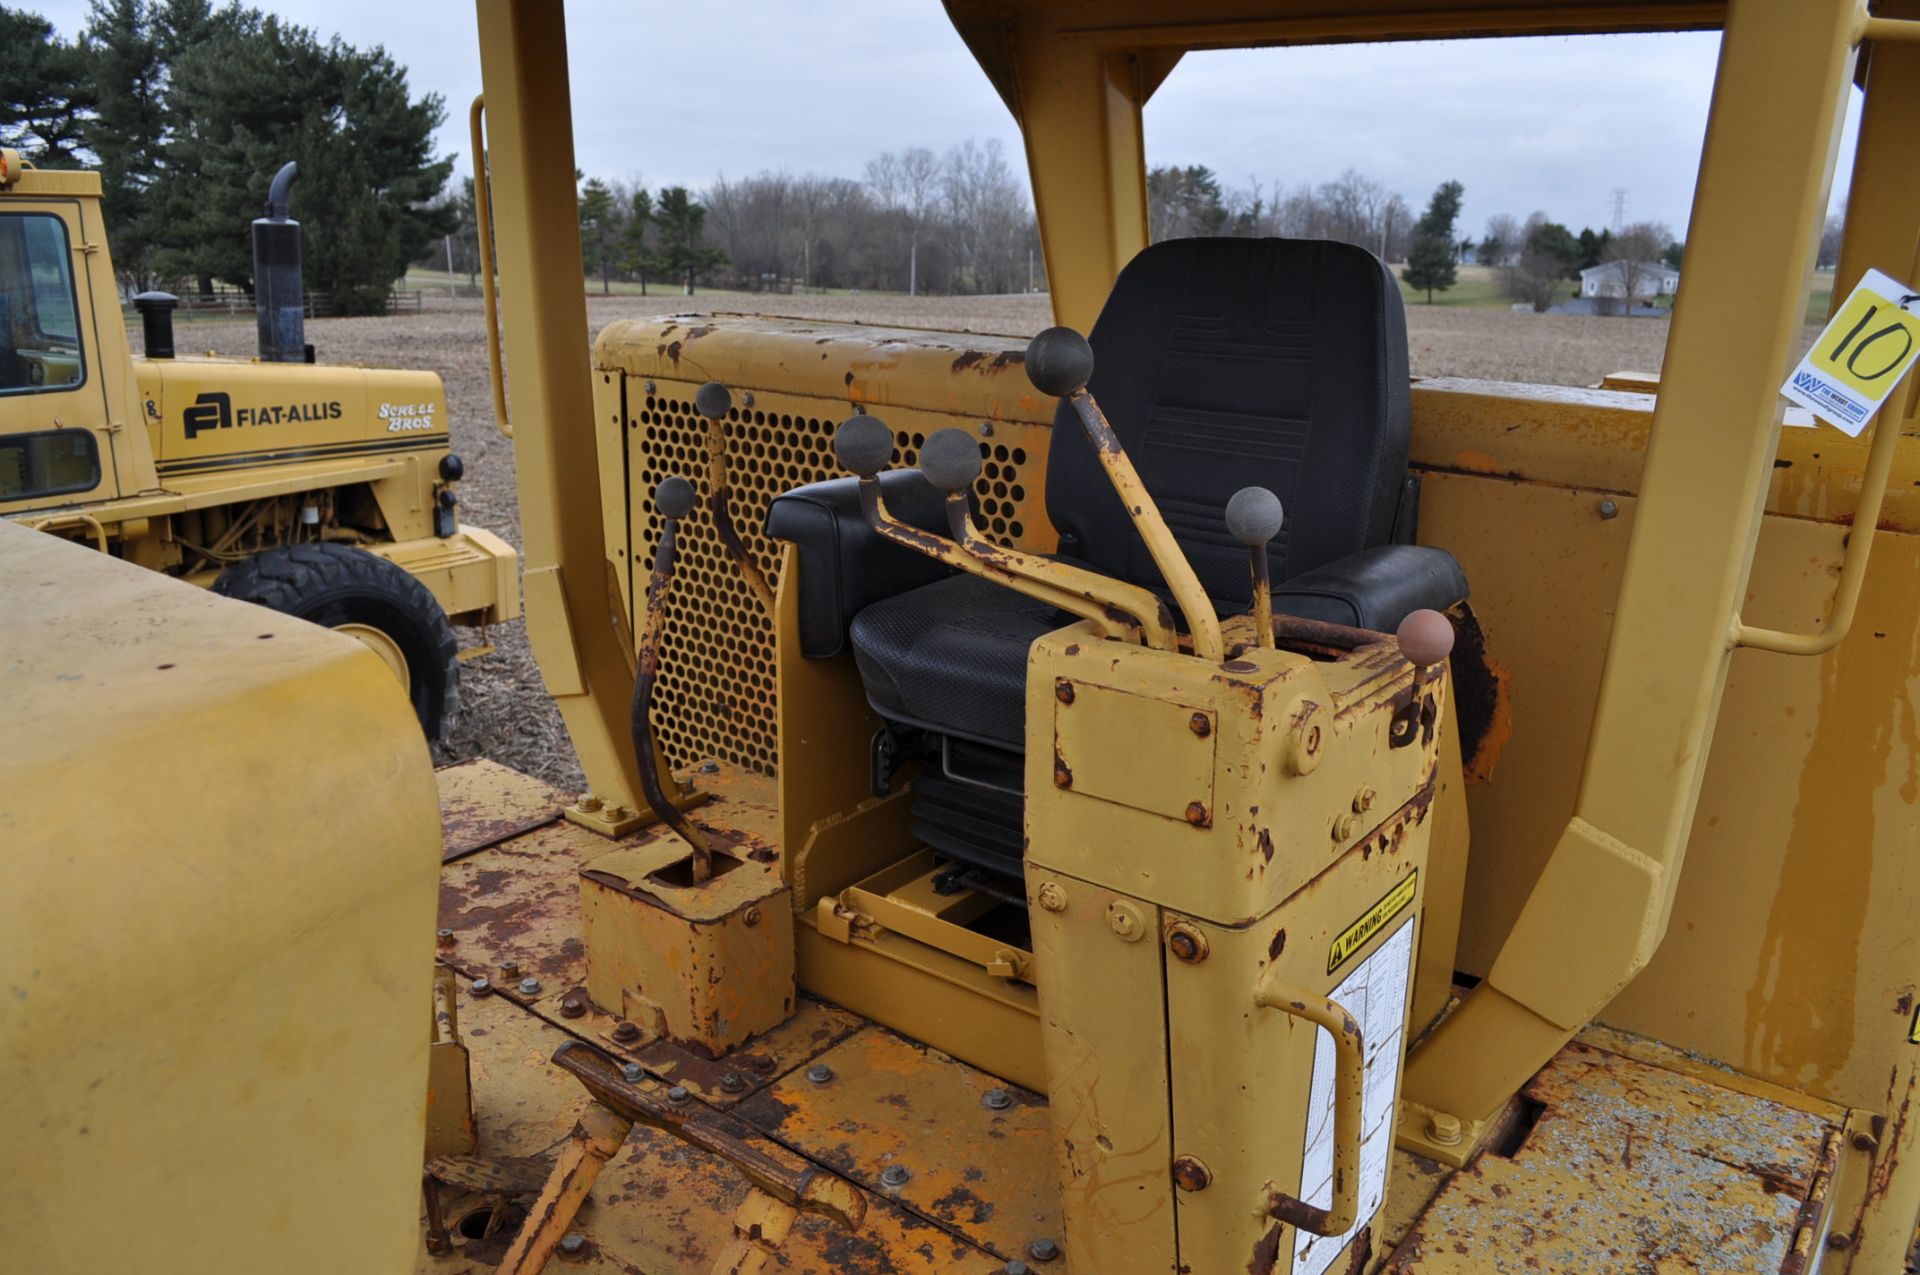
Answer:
top-left (628, 383), bottom-right (1054, 777)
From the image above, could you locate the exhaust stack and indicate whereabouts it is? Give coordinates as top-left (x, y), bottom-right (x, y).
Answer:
top-left (252, 162), bottom-right (306, 363)
top-left (132, 291), bottom-right (177, 359)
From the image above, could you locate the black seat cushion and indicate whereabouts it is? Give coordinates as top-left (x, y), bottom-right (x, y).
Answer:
top-left (1267, 544), bottom-right (1466, 630)
top-left (849, 573), bottom-right (1063, 749)
top-left (1049, 237), bottom-right (1410, 606)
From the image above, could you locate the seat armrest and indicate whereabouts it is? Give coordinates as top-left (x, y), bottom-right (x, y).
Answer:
top-left (1270, 544), bottom-right (1467, 632)
top-left (766, 470), bottom-right (956, 659)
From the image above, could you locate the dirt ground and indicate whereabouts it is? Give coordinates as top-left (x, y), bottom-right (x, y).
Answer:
top-left (149, 292), bottom-right (1731, 791)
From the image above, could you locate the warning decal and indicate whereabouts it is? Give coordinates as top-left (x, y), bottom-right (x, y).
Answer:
top-left (1292, 916), bottom-right (1417, 1275)
top-left (1327, 871), bottom-right (1417, 975)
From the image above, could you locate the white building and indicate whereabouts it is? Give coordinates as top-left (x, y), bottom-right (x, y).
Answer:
top-left (1580, 259), bottom-right (1680, 301)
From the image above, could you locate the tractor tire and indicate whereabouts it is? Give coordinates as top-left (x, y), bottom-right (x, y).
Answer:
top-left (213, 542), bottom-right (460, 742)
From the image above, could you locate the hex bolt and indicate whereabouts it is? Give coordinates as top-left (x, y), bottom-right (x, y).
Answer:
top-left (880, 1164), bottom-right (911, 1189)
top-left (612, 1021), bottom-right (641, 1044)
top-left (470, 977), bottom-right (493, 998)
top-left (1003, 1263), bottom-right (1030, 1275)
top-left (1035, 882), bottom-right (1068, 913)
top-left (436, 928), bottom-right (456, 946)
top-left (621, 1063), bottom-right (645, 1083)
top-left (1597, 497), bottom-right (1620, 519)
top-left (558, 1233), bottom-right (587, 1256)
top-left (560, 994), bottom-right (586, 1019)
top-left (1332, 812), bottom-right (1358, 841)
top-left (1427, 1112), bottom-right (1464, 1146)
top-left (667, 1085), bottom-right (691, 1104)
top-left (743, 906), bottom-right (762, 928)
top-left (500, 960), bottom-right (521, 979)
top-left (518, 977), bottom-right (543, 997)
top-left (1352, 786), bottom-right (1376, 814)
top-left (1106, 902), bottom-right (1145, 943)
top-left (720, 1072), bottom-right (747, 1094)
top-left (1026, 1237), bottom-right (1061, 1263)
top-left (807, 1063), bottom-right (835, 1085)
top-left (577, 793), bottom-right (603, 813)
top-left (701, 759), bottom-right (720, 772)
top-left (1166, 924), bottom-right (1209, 965)
top-left (982, 1088), bottom-right (1013, 1111)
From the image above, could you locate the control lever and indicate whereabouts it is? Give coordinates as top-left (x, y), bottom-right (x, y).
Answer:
top-left (919, 427), bottom-right (1177, 651)
top-left (832, 416), bottom-right (1174, 648)
top-left (693, 381), bottom-right (776, 614)
top-left (1026, 327), bottom-right (1226, 662)
top-left (1225, 486), bottom-right (1285, 650)
top-left (629, 476), bottom-right (716, 882)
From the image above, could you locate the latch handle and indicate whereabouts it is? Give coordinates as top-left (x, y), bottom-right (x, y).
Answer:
top-left (1253, 971), bottom-right (1365, 1237)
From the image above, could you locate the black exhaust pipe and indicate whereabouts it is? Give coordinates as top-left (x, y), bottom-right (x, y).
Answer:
top-left (252, 161), bottom-right (305, 363)
top-left (133, 291), bottom-right (178, 359)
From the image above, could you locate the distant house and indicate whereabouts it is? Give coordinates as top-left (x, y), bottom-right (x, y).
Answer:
top-left (1580, 259), bottom-right (1679, 301)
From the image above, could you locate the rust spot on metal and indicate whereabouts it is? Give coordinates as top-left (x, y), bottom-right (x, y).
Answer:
top-left (1268, 928), bottom-right (1287, 961)
top-left (1257, 828), bottom-right (1276, 864)
top-left (1247, 1222), bottom-right (1282, 1275)
top-left (1055, 679), bottom-right (1075, 705)
top-left (1172, 1155), bottom-right (1213, 1193)
top-left (1189, 712), bottom-right (1212, 738)
top-left (1185, 801), bottom-right (1211, 827)
top-left (1053, 748), bottom-right (1073, 789)
top-left (951, 350), bottom-right (988, 372)
top-left (664, 340), bottom-right (683, 365)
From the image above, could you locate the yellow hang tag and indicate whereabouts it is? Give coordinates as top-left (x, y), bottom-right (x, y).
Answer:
top-left (1783, 268), bottom-right (1920, 436)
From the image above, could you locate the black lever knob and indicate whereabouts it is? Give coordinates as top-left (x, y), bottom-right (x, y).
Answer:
top-left (655, 476), bottom-right (698, 520)
top-left (1025, 326), bottom-right (1095, 397)
top-left (919, 428), bottom-right (983, 494)
top-left (1225, 487), bottom-right (1284, 547)
top-left (833, 414), bottom-right (894, 478)
top-left (694, 382), bottom-right (732, 421)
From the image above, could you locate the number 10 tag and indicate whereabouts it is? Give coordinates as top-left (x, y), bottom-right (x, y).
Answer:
top-left (1782, 268), bottom-right (1920, 436)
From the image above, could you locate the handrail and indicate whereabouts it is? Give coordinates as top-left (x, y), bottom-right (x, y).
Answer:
top-left (469, 94), bottom-right (510, 439)
top-left (1730, 395), bottom-right (1902, 655)
top-left (26, 511), bottom-right (109, 553)
top-left (1253, 970), bottom-right (1365, 1237)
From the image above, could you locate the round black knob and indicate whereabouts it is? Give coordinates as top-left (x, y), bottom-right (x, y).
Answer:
top-left (694, 382), bottom-right (732, 421)
top-left (1225, 487), bottom-right (1284, 546)
top-left (1025, 326), bottom-right (1095, 397)
top-left (920, 429), bottom-right (983, 494)
top-left (655, 476), bottom-right (698, 520)
top-left (438, 453), bottom-right (465, 482)
top-left (833, 414), bottom-right (893, 477)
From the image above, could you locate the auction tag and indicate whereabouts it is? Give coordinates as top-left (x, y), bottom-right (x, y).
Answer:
top-left (1783, 268), bottom-right (1920, 436)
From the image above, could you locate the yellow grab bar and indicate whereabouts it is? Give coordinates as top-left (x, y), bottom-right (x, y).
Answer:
top-left (1254, 970), bottom-right (1365, 1237)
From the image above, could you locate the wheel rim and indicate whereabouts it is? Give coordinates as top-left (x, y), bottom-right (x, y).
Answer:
top-left (335, 622), bottom-right (412, 695)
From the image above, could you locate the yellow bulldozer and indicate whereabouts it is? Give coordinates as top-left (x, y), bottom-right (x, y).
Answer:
top-left (5, 0), bottom-right (1919, 1272)
top-left (0, 152), bottom-right (517, 738)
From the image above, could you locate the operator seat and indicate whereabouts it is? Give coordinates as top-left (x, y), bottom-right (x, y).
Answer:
top-left (767, 237), bottom-right (1466, 874)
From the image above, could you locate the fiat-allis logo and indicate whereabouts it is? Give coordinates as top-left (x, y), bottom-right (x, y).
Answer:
top-left (182, 391), bottom-right (343, 439)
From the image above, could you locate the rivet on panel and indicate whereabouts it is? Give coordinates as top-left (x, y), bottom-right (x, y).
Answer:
top-left (1188, 712), bottom-right (1211, 738)
top-left (1172, 1155), bottom-right (1213, 1192)
top-left (1184, 801), bottom-right (1210, 827)
top-left (1597, 497), bottom-right (1619, 519)
top-left (1054, 679), bottom-right (1075, 705)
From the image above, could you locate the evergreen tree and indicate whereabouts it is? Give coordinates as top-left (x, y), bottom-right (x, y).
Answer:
top-left (1401, 179), bottom-right (1463, 302)
top-left (623, 186), bottom-right (658, 296)
top-left (578, 177), bottom-right (620, 294)
top-left (1577, 227), bottom-right (1613, 271)
top-left (0, 7), bottom-right (95, 165)
top-left (654, 186), bottom-right (726, 295)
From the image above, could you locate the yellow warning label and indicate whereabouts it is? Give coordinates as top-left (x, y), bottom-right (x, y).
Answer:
top-left (1328, 871), bottom-right (1418, 975)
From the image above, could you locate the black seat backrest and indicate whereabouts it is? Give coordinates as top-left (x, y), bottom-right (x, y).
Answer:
top-left (1045, 237), bottom-right (1410, 605)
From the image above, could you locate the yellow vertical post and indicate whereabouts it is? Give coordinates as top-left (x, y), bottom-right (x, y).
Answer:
top-left (1014, 35), bottom-right (1153, 333)
top-left (1402, 0), bottom-right (1862, 1152)
top-left (1833, 0), bottom-right (1920, 309)
top-left (474, 0), bottom-right (643, 812)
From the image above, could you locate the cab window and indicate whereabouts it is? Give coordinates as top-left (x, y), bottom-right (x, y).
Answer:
top-left (0, 213), bottom-right (86, 396)
top-left (0, 428), bottom-right (100, 500)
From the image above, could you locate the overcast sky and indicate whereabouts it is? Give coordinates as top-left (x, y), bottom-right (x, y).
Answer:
top-left (37, 1), bottom-right (1859, 240)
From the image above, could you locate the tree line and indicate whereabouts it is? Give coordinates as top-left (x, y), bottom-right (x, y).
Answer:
top-left (0, 0), bottom-right (452, 315)
top-left (1477, 213), bottom-right (1682, 311)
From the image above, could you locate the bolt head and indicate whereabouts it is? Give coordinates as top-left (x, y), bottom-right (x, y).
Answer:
top-left (1004, 1263), bottom-right (1030, 1275)
top-left (1167, 925), bottom-right (1209, 964)
top-left (577, 793), bottom-right (602, 812)
top-left (1172, 1155), bottom-right (1213, 1193)
top-left (743, 906), bottom-right (762, 928)
top-left (517, 977), bottom-right (543, 996)
top-left (558, 1233), bottom-right (586, 1255)
top-left (979, 421), bottom-right (995, 437)
top-left (667, 1085), bottom-right (691, 1104)
top-left (880, 1164), bottom-right (910, 1188)
top-left (720, 1072), bottom-right (746, 1093)
top-left (1427, 1112), bottom-right (1464, 1146)
top-left (1035, 882), bottom-right (1068, 913)
top-left (560, 995), bottom-right (586, 1019)
top-left (612, 1021), bottom-right (641, 1043)
top-left (1853, 1131), bottom-right (1879, 1152)
top-left (500, 960), bottom-right (521, 977)
top-left (1026, 1237), bottom-right (1061, 1262)
top-left (701, 759), bottom-right (720, 772)
top-left (621, 1063), bottom-right (645, 1083)
top-left (436, 928), bottom-right (455, 942)
top-left (1598, 497), bottom-right (1620, 519)
top-left (643, 380), bottom-right (656, 395)
top-left (982, 1088), bottom-right (1013, 1111)
top-left (470, 978), bottom-right (493, 997)
top-left (1332, 813), bottom-right (1357, 841)
top-left (806, 1063), bottom-right (834, 1085)
top-left (741, 391), bottom-right (755, 408)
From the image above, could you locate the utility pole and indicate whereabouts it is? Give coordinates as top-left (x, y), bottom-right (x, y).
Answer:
top-left (444, 234), bottom-right (456, 298)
